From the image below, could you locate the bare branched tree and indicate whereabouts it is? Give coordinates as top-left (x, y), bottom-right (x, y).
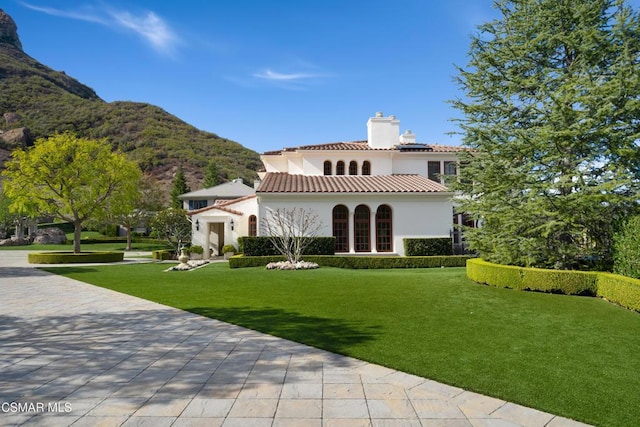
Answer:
top-left (261, 207), bottom-right (323, 264)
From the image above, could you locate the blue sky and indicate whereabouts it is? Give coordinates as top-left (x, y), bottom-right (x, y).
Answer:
top-left (3, 1), bottom-right (624, 154)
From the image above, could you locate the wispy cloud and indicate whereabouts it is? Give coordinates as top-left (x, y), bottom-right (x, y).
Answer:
top-left (253, 69), bottom-right (324, 81)
top-left (250, 66), bottom-right (332, 90)
top-left (20, 2), bottom-right (180, 56)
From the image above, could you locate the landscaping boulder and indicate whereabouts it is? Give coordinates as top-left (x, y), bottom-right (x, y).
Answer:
top-left (32, 227), bottom-right (67, 244)
top-left (0, 236), bottom-right (30, 246)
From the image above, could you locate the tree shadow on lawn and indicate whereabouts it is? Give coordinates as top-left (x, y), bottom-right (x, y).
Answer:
top-left (188, 306), bottom-right (381, 355)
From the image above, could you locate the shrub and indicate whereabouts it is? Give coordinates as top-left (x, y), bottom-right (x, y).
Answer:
top-left (613, 215), bottom-right (640, 279)
top-left (467, 258), bottom-right (598, 295)
top-left (188, 245), bottom-right (204, 255)
top-left (239, 236), bottom-right (335, 256)
top-left (28, 251), bottom-right (124, 264)
top-left (229, 255), bottom-right (472, 269)
top-left (404, 238), bottom-right (453, 256)
top-left (221, 244), bottom-right (237, 254)
top-left (466, 258), bottom-right (524, 289)
top-left (467, 259), bottom-right (640, 312)
top-left (238, 237), bottom-right (280, 256)
top-left (597, 273), bottom-right (640, 312)
top-left (152, 250), bottom-right (174, 260)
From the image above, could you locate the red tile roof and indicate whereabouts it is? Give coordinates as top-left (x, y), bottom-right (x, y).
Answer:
top-left (262, 140), bottom-right (468, 155)
top-left (186, 195), bottom-right (257, 216)
top-left (256, 173), bottom-right (449, 193)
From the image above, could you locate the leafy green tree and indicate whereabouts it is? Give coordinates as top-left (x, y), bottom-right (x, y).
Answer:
top-left (203, 160), bottom-right (220, 188)
top-left (613, 215), bottom-right (640, 279)
top-left (170, 165), bottom-right (189, 209)
top-left (0, 189), bottom-right (21, 239)
top-left (2, 132), bottom-right (142, 253)
top-left (108, 174), bottom-right (165, 250)
top-left (149, 207), bottom-right (192, 253)
top-left (451, 0), bottom-right (640, 270)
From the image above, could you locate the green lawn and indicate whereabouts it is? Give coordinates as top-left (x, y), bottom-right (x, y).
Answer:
top-left (43, 263), bottom-right (640, 426)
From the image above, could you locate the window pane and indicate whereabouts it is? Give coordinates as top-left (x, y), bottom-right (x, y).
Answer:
top-left (349, 161), bottom-right (357, 175)
top-left (354, 205), bottom-right (370, 252)
top-left (376, 205), bottom-right (392, 252)
top-left (324, 161), bottom-right (332, 176)
top-left (336, 161), bottom-right (345, 175)
top-left (362, 161), bottom-right (371, 175)
top-left (428, 161), bottom-right (441, 182)
top-left (332, 205), bottom-right (349, 252)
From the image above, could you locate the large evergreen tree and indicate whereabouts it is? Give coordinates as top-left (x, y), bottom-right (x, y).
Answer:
top-left (203, 160), bottom-right (220, 188)
top-left (452, 0), bottom-right (640, 270)
top-left (169, 165), bottom-right (190, 209)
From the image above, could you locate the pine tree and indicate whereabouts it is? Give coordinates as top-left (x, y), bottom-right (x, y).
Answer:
top-left (452, 0), bottom-right (640, 270)
top-left (203, 160), bottom-right (220, 188)
top-left (170, 165), bottom-right (190, 209)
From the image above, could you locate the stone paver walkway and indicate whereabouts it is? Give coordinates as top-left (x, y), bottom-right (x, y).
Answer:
top-left (0, 252), bottom-right (589, 426)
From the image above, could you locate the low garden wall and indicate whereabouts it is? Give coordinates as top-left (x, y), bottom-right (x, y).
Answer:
top-left (229, 255), bottom-right (473, 269)
top-left (467, 258), bottom-right (640, 312)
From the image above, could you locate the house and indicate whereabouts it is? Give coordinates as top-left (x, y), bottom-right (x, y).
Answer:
top-left (187, 112), bottom-right (467, 256)
top-left (179, 179), bottom-right (256, 211)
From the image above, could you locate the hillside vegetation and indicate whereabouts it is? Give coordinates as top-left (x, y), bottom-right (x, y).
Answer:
top-left (0, 9), bottom-right (261, 194)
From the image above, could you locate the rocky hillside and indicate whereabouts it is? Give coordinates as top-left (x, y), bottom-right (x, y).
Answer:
top-left (0, 9), bottom-right (261, 194)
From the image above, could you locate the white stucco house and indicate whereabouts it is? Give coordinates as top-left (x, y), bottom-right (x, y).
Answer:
top-left (187, 112), bottom-right (467, 256)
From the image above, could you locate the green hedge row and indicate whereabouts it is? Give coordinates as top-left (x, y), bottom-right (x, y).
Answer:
top-left (152, 250), bottom-right (175, 260)
top-left (238, 236), bottom-right (335, 256)
top-left (403, 238), bottom-right (453, 256)
top-left (467, 258), bottom-right (640, 311)
top-left (28, 251), bottom-right (124, 264)
top-left (229, 255), bottom-right (473, 269)
top-left (597, 273), bottom-right (640, 312)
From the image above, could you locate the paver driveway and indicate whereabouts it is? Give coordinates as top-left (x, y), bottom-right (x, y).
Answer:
top-left (0, 252), bottom-right (589, 426)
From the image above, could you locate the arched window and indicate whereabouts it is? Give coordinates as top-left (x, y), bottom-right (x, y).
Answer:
top-left (336, 161), bottom-right (345, 175)
top-left (332, 205), bottom-right (349, 252)
top-left (323, 160), bottom-right (332, 176)
top-left (248, 215), bottom-right (257, 237)
top-left (349, 161), bottom-right (358, 175)
top-left (362, 161), bottom-right (371, 175)
top-left (376, 205), bottom-right (392, 252)
top-left (354, 205), bottom-right (371, 252)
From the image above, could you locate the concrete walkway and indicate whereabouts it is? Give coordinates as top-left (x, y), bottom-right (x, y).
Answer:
top-left (0, 252), bottom-right (589, 426)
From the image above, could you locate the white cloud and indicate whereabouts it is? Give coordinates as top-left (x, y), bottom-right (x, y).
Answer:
top-left (253, 69), bottom-right (323, 81)
top-left (20, 2), bottom-right (180, 56)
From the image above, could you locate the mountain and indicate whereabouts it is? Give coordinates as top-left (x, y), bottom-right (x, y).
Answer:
top-left (0, 9), bottom-right (261, 195)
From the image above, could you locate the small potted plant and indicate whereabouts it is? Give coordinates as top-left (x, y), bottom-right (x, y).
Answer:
top-left (188, 245), bottom-right (204, 260)
top-left (222, 244), bottom-right (237, 260)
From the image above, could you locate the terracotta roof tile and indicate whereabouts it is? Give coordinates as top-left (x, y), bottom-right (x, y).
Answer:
top-left (262, 140), bottom-right (468, 155)
top-left (256, 173), bottom-right (449, 194)
top-left (186, 196), bottom-right (255, 216)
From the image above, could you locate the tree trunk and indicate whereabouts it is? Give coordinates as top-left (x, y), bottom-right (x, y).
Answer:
top-left (126, 227), bottom-right (132, 251)
top-left (73, 220), bottom-right (82, 254)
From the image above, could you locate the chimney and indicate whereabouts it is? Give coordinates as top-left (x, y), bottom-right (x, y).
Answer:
top-left (399, 129), bottom-right (416, 144)
top-left (367, 112), bottom-right (400, 149)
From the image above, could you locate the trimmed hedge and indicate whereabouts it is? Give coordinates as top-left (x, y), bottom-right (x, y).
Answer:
top-left (404, 237), bottom-right (453, 256)
top-left (152, 250), bottom-right (175, 260)
top-left (28, 251), bottom-right (124, 264)
top-left (238, 236), bottom-right (335, 256)
top-left (597, 273), bottom-right (640, 312)
top-left (467, 258), bottom-right (640, 312)
top-left (229, 255), bottom-right (472, 269)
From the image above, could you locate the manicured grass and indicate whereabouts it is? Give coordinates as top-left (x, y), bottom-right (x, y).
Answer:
top-left (43, 263), bottom-right (640, 426)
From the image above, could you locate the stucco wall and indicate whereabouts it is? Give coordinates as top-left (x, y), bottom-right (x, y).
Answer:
top-left (257, 193), bottom-right (453, 256)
